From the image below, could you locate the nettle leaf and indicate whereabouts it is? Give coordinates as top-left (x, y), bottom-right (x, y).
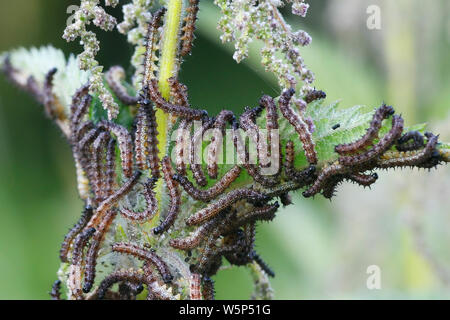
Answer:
top-left (255, 100), bottom-right (373, 170)
top-left (1, 46), bottom-right (90, 114)
top-left (274, 100), bottom-right (433, 170)
top-left (1, 45), bottom-right (136, 129)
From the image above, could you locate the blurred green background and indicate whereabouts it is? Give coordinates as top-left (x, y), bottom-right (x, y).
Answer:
top-left (0, 0), bottom-right (449, 299)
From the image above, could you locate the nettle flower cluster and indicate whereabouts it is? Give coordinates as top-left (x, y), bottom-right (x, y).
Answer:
top-left (1, 0), bottom-right (449, 300)
top-left (63, 0), bottom-right (316, 118)
top-left (216, 0), bottom-right (314, 93)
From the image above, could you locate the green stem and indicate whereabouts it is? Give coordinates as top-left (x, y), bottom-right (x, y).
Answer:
top-left (154, 0), bottom-right (183, 212)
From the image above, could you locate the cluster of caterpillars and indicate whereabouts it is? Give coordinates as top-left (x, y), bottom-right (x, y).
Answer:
top-left (48, 70), bottom-right (442, 299)
top-left (2, 5), bottom-right (445, 301)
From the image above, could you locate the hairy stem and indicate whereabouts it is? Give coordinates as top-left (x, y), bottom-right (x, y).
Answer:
top-left (154, 0), bottom-right (184, 213)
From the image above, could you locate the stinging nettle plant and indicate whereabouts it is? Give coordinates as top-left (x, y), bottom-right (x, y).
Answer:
top-left (1, 0), bottom-right (449, 300)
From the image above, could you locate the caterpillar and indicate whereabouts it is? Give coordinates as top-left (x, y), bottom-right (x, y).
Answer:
top-left (193, 209), bottom-right (237, 275)
top-left (186, 189), bottom-right (269, 226)
top-left (232, 121), bottom-right (250, 165)
top-left (189, 273), bottom-right (202, 300)
top-left (75, 120), bottom-right (95, 142)
top-left (244, 222), bottom-right (256, 252)
top-left (320, 175), bottom-right (344, 199)
top-left (168, 77), bottom-right (190, 107)
top-left (70, 83), bottom-right (90, 121)
top-left (97, 121), bottom-right (134, 178)
top-left (59, 204), bottom-right (94, 263)
top-left (78, 127), bottom-right (101, 155)
top-left (112, 242), bottom-right (173, 283)
top-left (104, 138), bottom-right (117, 197)
top-left (279, 88), bottom-right (318, 164)
top-left (319, 172), bottom-right (379, 199)
top-left (347, 172), bottom-right (378, 187)
top-left (236, 202), bottom-right (279, 226)
top-left (120, 178), bottom-right (158, 222)
top-left (50, 279), bottom-right (62, 300)
top-left (223, 226), bottom-right (254, 266)
top-left (71, 94), bottom-right (92, 142)
top-left (134, 104), bottom-right (146, 171)
top-left (259, 95), bottom-right (281, 172)
top-left (251, 252), bottom-right (275, 278)
top-left (43, 68), bottom-right (58, 120)
top-left (77, 128), bottom-right (100, 189)
top-left (195, 234), bottom-right (223, 276)
top-left (70, 227), bottom-right (96, 266)
top-left (233, 122), bottom-right (279, 187)
top-left (68, 263), bottom-right (84, 300)
top-left (418, 150), bottom-right (442, 169)
top-left (305, 116), bottom-right (316, 134)
top-left (83, 210), bottom-right (118, 293)
top-left (335, 103), bottom-right (395, 155)
top-left (27, 77), bottom-right (44, 104)
top-left (338, 115), bottom-right (404, 166)
top-left (88, 171), bottom-right (142, 228)
top-left (91, 132), bottom-right (110, 203)
top-left (153, 157), bottom-right (181, 234)
top-left (175, 119), bottom-right (192, 175)
top-left (173, 165), bottom-right (241, 202)
top-left (285, 140), bottom-right (317, 185)
top-left (142, 8), bottom-right (166, 90)
top-left (170, 79), bottom-right (192, 174)
top-left (190, 118), bottom-right (215, 186)
top-left (377, 133), bottom-right (439, 169)
top-left (148, 281), bottom-right (180, 300)
top-left (206, 127), bottom-right (222, 179)
top-left (279, 193), bottom-right (292, 206)
top-left (239, 106), bottom-right (263, 163)
top-left (169, 224), bottom-right (210, 250)
top-left (105, 66), bottom-right (138, 105)
top-left (73, 159), bottom-right (90, 200)
top-left (245, 163), bottom-right (280, 188)
top-left (259, 95), bottom-right (278, 132)
top-left (142, 260), bottom-right (157, 282)
top-left (73, 121), bottom-right (95, 152)
top-left (207, 110), bottom-right (235, 179)
top-left (1, 57), bottom-right (44, 103)
top-left (142, 103), bottom-right (161, 178)
top-left (201, 277), bottom-right (215, 300)
top-left (79, 132), bottom-right (103, 190)
top-left (303, 162), bottom-right (348, 198)
top-left (417, 134), bottom-right (442, 169)
top-left (240, 106), bottom-right (262, 132)
top-left (118, 282), bottom-right (144, 300)
top-left (243, 224), bottom-right (257, 258)
top-left (304, 89), bottom-right (326, 104)
top-left (97, 269), bottom-right (146, 300)
top-left (169, 213), bottom-right (227, 250)
top-left (180, 0), bottom-right (200, 56)
top-left (134, 102), bottom-right (160, 177)
top-left (396, 130), bottom-right (425, 152)
top-left (148, 79), bottom-right (207, 120)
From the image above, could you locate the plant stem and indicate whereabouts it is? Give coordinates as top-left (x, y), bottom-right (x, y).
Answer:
top-left (154, 0), bottom-right (183, 216)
